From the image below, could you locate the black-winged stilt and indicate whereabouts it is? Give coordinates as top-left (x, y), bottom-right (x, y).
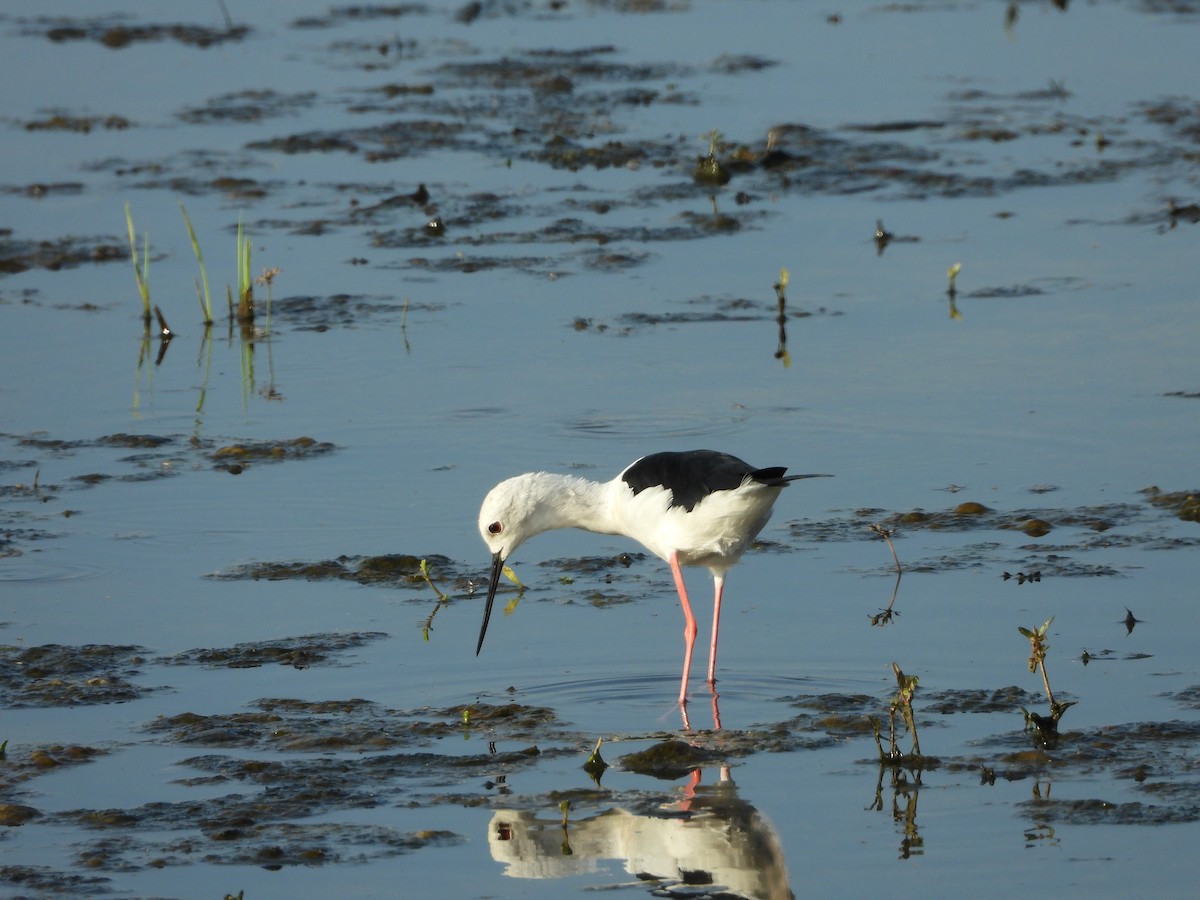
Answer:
top-left (475, 449), bottom-right (830, 706)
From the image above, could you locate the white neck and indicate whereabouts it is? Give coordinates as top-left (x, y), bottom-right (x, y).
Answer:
top-left (516, 472), bottom-right (622, 539)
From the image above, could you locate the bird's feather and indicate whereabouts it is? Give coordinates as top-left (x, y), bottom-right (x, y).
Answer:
top-left (621, 450), bottom-right (763, 512)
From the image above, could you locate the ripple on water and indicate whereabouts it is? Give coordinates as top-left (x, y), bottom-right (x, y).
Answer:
top-left (515, 671), bottom-right (861, 733)
top-left (0, 559), bottom-right (109, 583)
top-left (562, 410), bottom-right (747, 441)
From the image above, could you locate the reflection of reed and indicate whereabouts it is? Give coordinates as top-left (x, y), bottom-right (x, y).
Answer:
top-left (195, 325), bottom-right (213, 418)
top-left (186, 319), bottom-right (280, 425)
top-left (487, 769), bottom-right (793, 899)
top-left (867, 524), bottom-right (903, 627)
top-left (133, 328), bottom-right (151, 416)
top-left (240, 330), bottom-right (254, 411)
top-left (866, 763), bottom-right (925, 860)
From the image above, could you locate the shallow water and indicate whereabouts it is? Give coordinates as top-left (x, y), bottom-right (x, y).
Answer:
top-left (2, 1), bottom-right (1199, 897)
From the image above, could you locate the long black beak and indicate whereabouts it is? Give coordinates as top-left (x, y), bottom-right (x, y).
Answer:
top-left (475, 550), bottom-right (505, 656)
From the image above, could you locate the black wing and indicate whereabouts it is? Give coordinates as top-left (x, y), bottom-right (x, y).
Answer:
top-left (622, 450), bottom-right (789, 512)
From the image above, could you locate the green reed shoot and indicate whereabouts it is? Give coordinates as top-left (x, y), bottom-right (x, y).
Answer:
top-left (124, 202), bottom-right (151, 321)
top-left (420, 558), bottom-right (450, 641)
top-left (178, 200), bottom-right (213, 324)
top-left (236, 215), bottom-right (253, 322)
top-left (420, 558), bottom-right (449, 604)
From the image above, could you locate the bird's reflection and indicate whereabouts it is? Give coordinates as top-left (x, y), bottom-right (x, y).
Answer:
top-left (486, 767), bottom-right (793, 900)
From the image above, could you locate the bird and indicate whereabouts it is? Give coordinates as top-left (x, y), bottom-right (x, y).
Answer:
top-left (475, 449), bottom-right (830, 706)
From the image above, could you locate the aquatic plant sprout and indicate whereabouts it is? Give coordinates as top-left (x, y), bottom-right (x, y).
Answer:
top-left (236, 214), bottom-right (253, 323)
top-left (178, 200), bottom-right (213, 325)
top-left (123, 202), bottom-right (150, 321)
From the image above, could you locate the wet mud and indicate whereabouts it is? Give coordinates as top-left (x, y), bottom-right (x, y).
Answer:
top-left (35, 18), bottom-right (250, 50)
top-left (0, 232), bottom-right (124, 276)
top-left (212, 553), bottom-right (458, 589)
top-left (0, 643), bottom-right (151, 707)
top-left (158, 632), bottom-right (390, 670)
top-left (2, 6), bottom-right (1196, 287)
top-left (790, 489), bottom-right (1200, 575)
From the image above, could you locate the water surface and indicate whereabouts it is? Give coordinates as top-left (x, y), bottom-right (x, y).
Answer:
top-left (2, 1), bottom-right (1199, 897)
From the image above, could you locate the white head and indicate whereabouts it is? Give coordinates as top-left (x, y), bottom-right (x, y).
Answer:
top-left (478, 473), bottom-right (549, 563)
top-left (475, 472), bottom-right (570, 656)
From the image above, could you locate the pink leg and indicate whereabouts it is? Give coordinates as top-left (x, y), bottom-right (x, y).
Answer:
top-left (669, 552), bottom-right (697, 706)
top-left (706, 573), bottom-right (725, 689)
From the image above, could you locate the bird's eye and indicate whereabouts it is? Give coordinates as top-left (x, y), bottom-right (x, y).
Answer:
top-left (488, 521), bottom-right (502, 535)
